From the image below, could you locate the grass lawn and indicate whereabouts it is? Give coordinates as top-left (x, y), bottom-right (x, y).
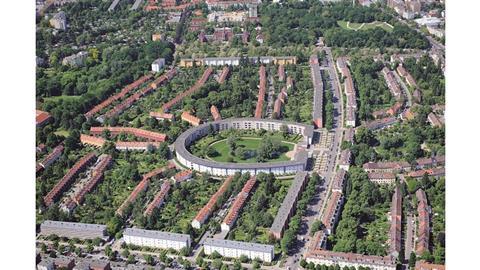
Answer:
top-left (54, 129), bottom-right (70, 137)
top-left (43, 95), bottom-right (82, 103)
top-left (337, 20), bottom-right (394, 33)
top-left (208, 137), bottom-right (295, 163)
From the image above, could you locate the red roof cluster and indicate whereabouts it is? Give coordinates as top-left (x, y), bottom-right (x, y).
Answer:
top-left (389, 186), bottom-right (402, 256)
top-left (84, 74), bottom-right (152, 118)
top-left (408, 167), bottom-right (445, 179)
top-left (321, 191), bottom-right (343, 234)
top-left (416, 189), bottom-right (430, 255)
top-left (90, 127), bottom-right (167, 142)
top-left (72, 155), bottom-right (113, 205)
top-left (144, 181), bottom-right (171, 216)
top-left (116, 164), bottom-right (174, 216)
top-left (222, 177), bottom-right (256, 228)
top-left (363, 161), bottom-right (410, 172)
top-left (104, 69), bottom-right (176, 119)
top-left (161, 67), bottom-right (212, 112)
top-left (44, 152), bottom-right (97, 207)
top-left (173, 170), bottom-right (193, 182)
top-left (181, 111), bottom-right (202, 126)
top-left (332, 169), bottom-right (346, 193)
top-left (415, 261), bottom-right (445, 270)
top-left (150, 112), bottom-right (174, 121)
top-left (382, 67), bottom-right (403, 100)
top-left (305, 250), bottom-right (395, 268)
top-left (36, 110), bottom-right (52, 127)
top-left (273, 88), bottom-right (288, 119)
top-left (217, 66), bottom-right (230, 84)
top-left (193, 176), bottom-right (234, 227)
top-left (80, 134), bottom-right (106, 148)
top-left (38, 145), bottom-right (64, 169)
top-left (254, 66), bottom-right (266, 118)
top-left (210, 105), bottom-right (222, 121)
top-left (397, 64), bottom-right (417, 88)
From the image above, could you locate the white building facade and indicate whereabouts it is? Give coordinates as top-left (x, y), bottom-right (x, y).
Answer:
top-left (204, 238), bottom-right (274, 262)
top-left (123, 228), bottom-right (191, 251)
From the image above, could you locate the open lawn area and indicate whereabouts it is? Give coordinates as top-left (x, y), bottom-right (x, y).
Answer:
top-left (208, 137), bottom-right (295, 163)
top-left (337, 20), bottom-right (394, 33)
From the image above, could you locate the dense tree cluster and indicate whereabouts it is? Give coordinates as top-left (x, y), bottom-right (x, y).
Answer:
top-left (330, 167), bottom-right (392, 256)
top-left (403, 55), bottom-right (445, 105)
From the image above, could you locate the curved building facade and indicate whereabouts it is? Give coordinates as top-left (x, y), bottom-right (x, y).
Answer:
top-left (174, 118), bottom-right (314, 176)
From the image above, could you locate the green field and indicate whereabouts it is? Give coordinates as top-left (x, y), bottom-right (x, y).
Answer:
top-left (337, 20), bottom-right (394, 33)
top-left (208, 137), bottom-right (294, 163)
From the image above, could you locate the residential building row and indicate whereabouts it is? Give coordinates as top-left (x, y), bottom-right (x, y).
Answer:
top-left (254, 65), bottom-right (267, 118)
top-left (273, 87), bottom-right (288, 119)
top-left (84, 74), bottom-right (152, 119)
top-left (211, 105), bottom-right (222, 121)
top-left (217, 66), bottom-right (230, 84)
top-left (368, 172), bottom-right (397, 185)
top-left (101, 68), bottom-right (176, 122)
top-left (338, 149), bottom-right (352, 171)
top-left (62, 51), bottom-right (88, 67)
top-left (80, 134), bottom-right (163, 151)
top-left (336, 57), bottom-right (357, 127)
top-left (144, 181), bottom-right (171, 216)
top-left (38, 145), bottom-right (64, 170)
top-left (40, 220), bottom-right (107, 240)
top-left (89, 126), bottom-right (167, 142)
top-left (381, 67), bottom-right (404, 101)
top-left (305, 250), bottom-right (396, 270)
top-left (396, 64), bottom-right (417, 88)
top-left (407, 167), bottom-right (445, 179)
top-left (310, 55), bottom-right (324, 128)
top-left (192, 176), bottom-right (234, 229)
top-left (416, 189), bottom-right (430, 256)
top-left (49, 11), bottom-right (67, 30)
top-left (161, 67), bottom-right (212, 112)
top-left (116, 164), bottom-right (175, 216)
top-left (36, 110), bottom-right (52, 127)
top-left (44, 152), bottom-right (97, 207)
top-left (389, 186), bottom-right (402, 258)
top-left (179, 56), bottom-right (297, 67)
top-left (203, 238), bottom-right (274, 263)
top-left (269, 171), bottom-right (309, 239)
top-left (365, 116), bottom-right (398, 131)
top-left (221, 176), bottom-right (256, 232)
top-left (387, 0), bottom-right (421, 19)
top-left (123, 228), bottom-right (191, 251)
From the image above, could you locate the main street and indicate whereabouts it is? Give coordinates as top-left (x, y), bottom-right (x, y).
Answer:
top-left (284, 45), bottom-right (344, 270)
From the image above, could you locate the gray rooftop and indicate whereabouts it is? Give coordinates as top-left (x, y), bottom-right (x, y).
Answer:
top-left (204, 238), bottom-right (274, 254)
top-left (124, 228), bottom-right (191, 243)
top-left (174, 118), bottom-right (313, 170)
top-left (41, 220), bottom-right (106, 232)
top-left (270, 171), bottom-right (309, 234)
top-left (310, 56), bottom-right (324, 120)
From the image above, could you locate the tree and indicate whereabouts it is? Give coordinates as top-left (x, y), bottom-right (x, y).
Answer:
top-left (144, 254), bottom-right (154, 265)
top-left (86, 243), bottom-right (94, 253)
top-left (409, 252), bottom-right (417, 268)
top-left (127, 254), bottom-right (135, 264)
top-left (233, 260), bottom-right (242, 270)
top-left (212, 258), bottom-right (223, 269)
top-left (280, 124), bottom-right (289, 138)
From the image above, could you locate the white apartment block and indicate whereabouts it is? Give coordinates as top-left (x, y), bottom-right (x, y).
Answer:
top-left (152, 58), bottom-right (166, 73)
top-left (204, 238), bottom-right (274, 263)
top-left (123, 228), bottom-right (191, 251)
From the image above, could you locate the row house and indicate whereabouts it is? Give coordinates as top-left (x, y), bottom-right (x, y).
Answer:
top-left (116, 165), bottom-right (172, 216)
top-left (217, 66), bottom-right (230, 84)
top-left (85, 75), bottom-right (152, 118)
top-left (382, 67), bottom-right (403, 100)
top-left (286, 76), bottom-right (294, 90)
top-left (407, 167), bottom-right (445, 179)
top-left (150, 111), bottom-right (174, 121)
top-left (397, 64), bottom-right (417, 88)
top-left (308, 230), bottom-right (327, 252)
top-left (123, 228), bottom-right (191, 251)
top-left (273, 89), bottom-right (287, 119)
top-left (36, 110), bottom-right (52, 127)
top-left (203, 238), bottom-right (274, 263)
top-left (401, 107), bottom-right (416, 121)
top-left (343, 128), bottom-right (355, 145)
top-left (71, 155), bottom-right (112, 206)
top-left (269, 172), bottom-right (308, 239)
top-left (73, 259), bottom-right (111, 270)
top-left (173, 170), bottom-right (193, 183)
top-left (389, 186), bottom-right (402, 258)
top-left (144, 181), bottom-right (171, 216)
top-left (115, 141), bottom-right (161, 151)
top-left (38, 145), bottom-right (64, 169)
top-left (368, 172), bottom-right (396, 185)
top-left (80, 134), bottom-right (106, 148)
top-left (415, 155), bottom-right (445, 170)
top-left (305, 250), bottom-right (396, 270)
top-left (321, 191), bottom-right (344, 235)
top-left (40, 220), bottom-right (107, 240)
top-left (161, 68), bottom-right (212, 112)
top-left (192, 176), bottom-right (234, 229)
top-left (416, 189), bottom-right (430, 256)
top-left (44, 152), bottom-right (97, 206)
top-left (415, 261), bottom-right (445, 270)
top-left (365, 116), bottom-right (398, 130)
top-left (427, 112), bottom-right (444, 127)
top-left (363, 161), bottom-right (410, 173)
top-left (278, 64), bottom-right (285, 82)
top-left (221, 177), bottom-right (256, 232)
top-left (338, 149), bottom-right (352, 171)
top-left (181, 111), bottom-right (202, 126)
top-left (210, 105), bottom-right (222, 121)
top-left (205, 0), bottom-right (261, 10)
top-left (90, 127), bottom-right (167, 142)
top-left (37, 257), bottom-right (75, 270)
top-left (310, 55), bottom-right (324, 128)
top-left (332, 169), bottom-right (346, 194)
top-left (189, 17), bottom-right (207, 32)
top-left (254, 66), bottom-right (267, 118)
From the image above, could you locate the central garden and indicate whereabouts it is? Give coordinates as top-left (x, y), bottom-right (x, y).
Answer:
top-left (188, 128), bottom-right (302, 164)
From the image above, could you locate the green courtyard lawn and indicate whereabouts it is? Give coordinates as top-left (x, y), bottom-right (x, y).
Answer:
top-left (337, 20), bottom-right (394, 33)
top-left (208, 137), bottom-right (295, 163)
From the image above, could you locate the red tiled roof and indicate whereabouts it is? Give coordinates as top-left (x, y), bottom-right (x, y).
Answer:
top-left (222, 177), bottom-right (256, 227)
top-left (181, 111), bottom-right (202, 126)
top-left (210, 105), bottom-right (222, 121)
top-left (217, 66), bottom-right (230, 84)
top-left (150, 112), bottom-right (174, 121)
top-left (174, 170), bottom-right (193, 182)
top-left (193, 176), bottom-right (234, 226)
top-left (161, 68), bottom-right (212, 112)
top-left (36, 110), bottom-right (52, 126)
top-left (80, 134), bottom-right (106, 148)
top-left (90, 127), bottom-right (167, 142)
top-left (144, 181), bottom-right (171, 216)
top-left (254, 66), bottom-right (266, 118)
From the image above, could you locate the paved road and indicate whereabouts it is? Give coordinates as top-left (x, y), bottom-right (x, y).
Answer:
top-left (405, 214), bottom-right (416, 260)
